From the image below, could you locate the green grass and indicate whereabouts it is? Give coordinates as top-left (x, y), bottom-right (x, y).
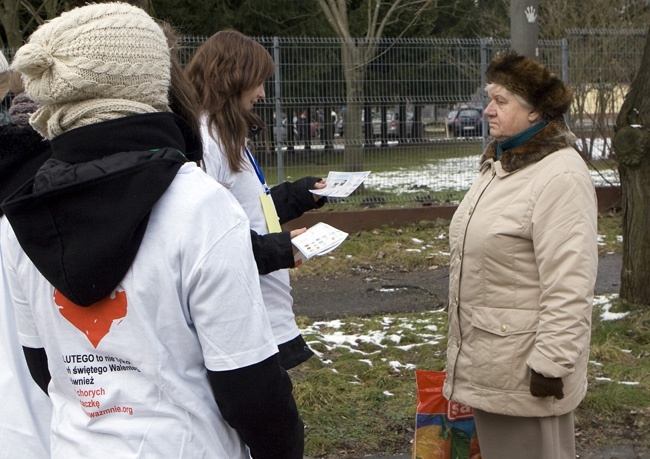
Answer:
top-left (576, 299), bottom-right (650, 449)
top-left (293, 218), bottom-right (451, 279)
top-left (290, 212), bottom-right (650, 458)
top-left (598, 210), bottom-right (623, 255)
top-left (259, 141), bottom-right (484, 185)
top-left (293, 211), bottom-right (620, 279)
top-left (291, 310), bottom-right (449, 457)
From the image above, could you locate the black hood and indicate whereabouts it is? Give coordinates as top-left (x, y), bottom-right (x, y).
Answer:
top-left (0, 124), bottom-right (52, 214)
top-left (1, 112), bottom-right (201, 306)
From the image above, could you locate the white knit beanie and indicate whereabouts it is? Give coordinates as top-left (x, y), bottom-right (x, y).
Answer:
top-left (10, 2), bottom-right (171, 139)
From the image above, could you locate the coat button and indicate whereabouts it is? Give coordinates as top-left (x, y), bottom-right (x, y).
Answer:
top-left (500, 324), bottom-right (507, 332)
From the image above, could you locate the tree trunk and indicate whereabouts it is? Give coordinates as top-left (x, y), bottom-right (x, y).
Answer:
top-left (342, 41), bottom-right (367, 173)
top-left (0, 0), bottom-right (22, 49)
top-left (612, 31), bottom-right (650, 307)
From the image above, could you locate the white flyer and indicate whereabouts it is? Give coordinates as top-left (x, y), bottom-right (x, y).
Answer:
top-left (310, 171), bottom-right (371, 198)
top-left (291, 222), bottom-right (349, 260)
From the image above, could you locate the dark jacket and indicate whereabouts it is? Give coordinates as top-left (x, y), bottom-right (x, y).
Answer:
top-left (0, 123), bottom-right (52, 215)
top-left (2, 113), bottom-right (193, 306)
top-left (247, 125), bottom-right (325, 275)
top-left (251, 176), bottom-right (327, 275)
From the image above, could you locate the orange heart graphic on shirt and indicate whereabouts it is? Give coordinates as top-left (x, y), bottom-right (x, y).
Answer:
top-left (54, 289), bottom-right (127, 348)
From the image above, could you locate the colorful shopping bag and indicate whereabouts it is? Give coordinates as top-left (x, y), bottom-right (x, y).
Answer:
top-left (412, 370), bottom-right (481, 459)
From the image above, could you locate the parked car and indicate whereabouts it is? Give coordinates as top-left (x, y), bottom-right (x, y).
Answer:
top-left (371, 112), bottom-right (384, 137)
top-left (387, 112), bottom-right (414, 138)
top-left (448, 107), bottom-right (486, 137)
top-left (337, 110), bottom-right (414, 139)
top-left (446, 109), bottom-right (458, 134)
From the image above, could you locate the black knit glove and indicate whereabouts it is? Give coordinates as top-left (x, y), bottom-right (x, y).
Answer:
top-left (530, 369), bottom-right (564, 399)
top-left (293, 176), bottom-right (328, 209)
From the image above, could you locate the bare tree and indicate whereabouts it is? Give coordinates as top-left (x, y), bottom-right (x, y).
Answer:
top-left (316, 0), bottom-right (434, 172)
top-left (537, 0), bottom-right (649, 173)
top-left (612, 29), bottom-right (650, 308)
top-left (473, 0), bottom-right (650, 40)
top-left (0, 0), bottom-right (60, 49)
top-left (541, 0), bottom-right (650, 39)
top-left (65, 0), bottom-right (156, 14)
top-left (1, 0), bottom-right (156, 49)
top-left (0, 0), bottom-right (23, 49)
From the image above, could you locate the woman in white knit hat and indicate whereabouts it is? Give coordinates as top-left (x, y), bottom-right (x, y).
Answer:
top-left (0, 49), bottom-right (52, 459)
top-left (2, 3), bottom-right (303, 458)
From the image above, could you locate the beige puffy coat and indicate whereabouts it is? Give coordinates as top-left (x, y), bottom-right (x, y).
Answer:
top-left (443, 120), bottom-right (598, 417)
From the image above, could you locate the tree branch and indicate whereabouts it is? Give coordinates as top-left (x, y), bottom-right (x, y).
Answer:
top-left (317, 0), bottom-right (351, 40)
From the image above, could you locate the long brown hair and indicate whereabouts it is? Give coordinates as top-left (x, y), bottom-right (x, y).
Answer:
top-left (185, 29), bottom-right (274, 172)
top-left (157, 20), bottom-right (202, 138)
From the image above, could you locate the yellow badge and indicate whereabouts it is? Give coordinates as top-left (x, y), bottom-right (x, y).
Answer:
top-left (260, 192), bottom-right (281, 233)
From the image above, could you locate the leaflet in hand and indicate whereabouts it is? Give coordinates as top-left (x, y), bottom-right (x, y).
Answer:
top-left (310, 171), bottom-right (371, 198)
top-left (292, 222), bottom-right (348, 262)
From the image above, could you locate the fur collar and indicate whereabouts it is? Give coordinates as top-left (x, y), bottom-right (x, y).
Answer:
top-left (481, 119), bottom-right (577, 173)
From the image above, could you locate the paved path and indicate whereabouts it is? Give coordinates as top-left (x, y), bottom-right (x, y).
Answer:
top-left (293, 253), bottom-right (623, 320)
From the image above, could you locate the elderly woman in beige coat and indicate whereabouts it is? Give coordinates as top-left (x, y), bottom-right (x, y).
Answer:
top-left (443, 51), bottom-right (598, 459)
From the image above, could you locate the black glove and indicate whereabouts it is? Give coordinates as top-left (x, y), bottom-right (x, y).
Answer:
top-left (293, 176), bottom-right (328, 209)
top-left (529, 369), bottom-right (564, 399)
top-left (270, 176), bottom-right (327, 224)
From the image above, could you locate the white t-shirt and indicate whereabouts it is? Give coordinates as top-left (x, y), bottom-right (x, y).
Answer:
top-left (0, 217), bottom-right (52, 459)
top-left (199, 117), bottom-right (300, 346)
top-left (1, 163), bottom-right (277, 459)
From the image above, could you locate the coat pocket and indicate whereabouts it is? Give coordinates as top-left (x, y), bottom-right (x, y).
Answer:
top-left (470, 307), bottom-right (538, 391)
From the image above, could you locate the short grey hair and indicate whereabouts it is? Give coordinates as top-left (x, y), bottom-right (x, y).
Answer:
top-left (485, 83), bottom-right (534, 111)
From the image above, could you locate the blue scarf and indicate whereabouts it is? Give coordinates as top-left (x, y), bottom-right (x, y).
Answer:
top-left (496, 121), bottom-right (548, 159)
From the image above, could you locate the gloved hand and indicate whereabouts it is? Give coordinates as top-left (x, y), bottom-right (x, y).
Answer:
top-left (292, 176), bottom-right (327, 208)
top-left (529, 369), bottom-right (564, 399)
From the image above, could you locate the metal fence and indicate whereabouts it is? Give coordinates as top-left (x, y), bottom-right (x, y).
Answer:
top-left (4, 30), bottom-right (645, 207)
top-left (182, 31), bottom-right (643, 207)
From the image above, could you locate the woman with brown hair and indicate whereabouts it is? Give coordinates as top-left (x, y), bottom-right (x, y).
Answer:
top-left (187, 30), bottom-right (327, 370)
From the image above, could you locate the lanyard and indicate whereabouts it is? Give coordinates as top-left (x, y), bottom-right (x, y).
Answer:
top-left (245, 147), bottom-right (270, 195)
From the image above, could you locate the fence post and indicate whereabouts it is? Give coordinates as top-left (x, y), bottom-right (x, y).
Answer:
top-left (480, 39), bottom-right (489, 151)
top-left (561, 37), bottom-right (570, 129)
top-left (273, 36), bottom-right (284, 183)
top-left (561, 37), bottom-right (569, 83)
top-left (510, 0), bottom-right (539, 58)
